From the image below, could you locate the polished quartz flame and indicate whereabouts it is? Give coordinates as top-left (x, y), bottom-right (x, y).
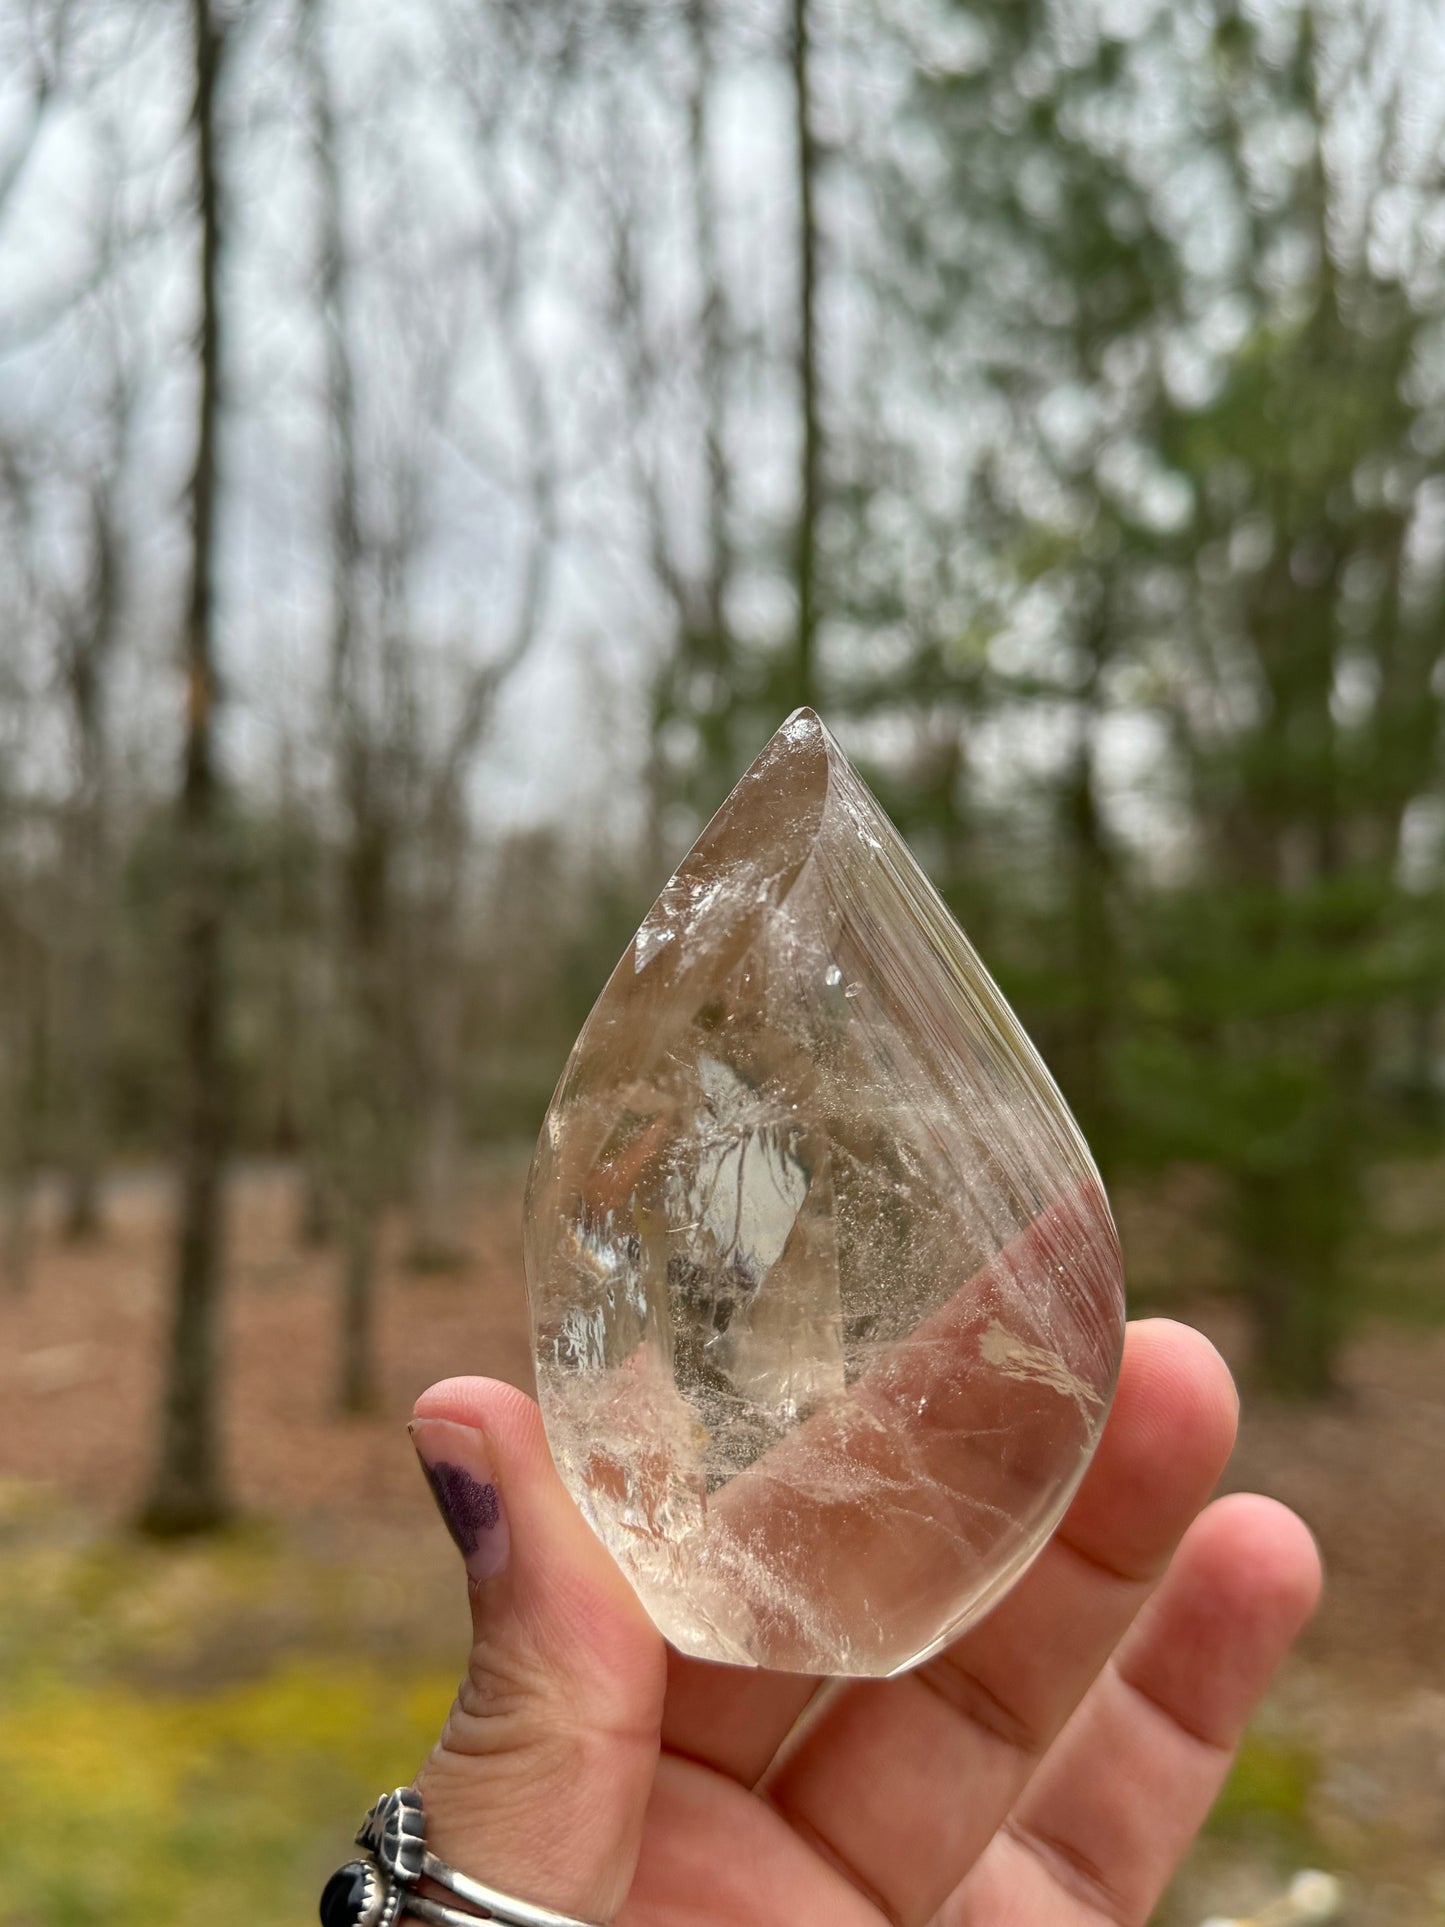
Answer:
top-left (524, 710), bottom-right (1126, 1676)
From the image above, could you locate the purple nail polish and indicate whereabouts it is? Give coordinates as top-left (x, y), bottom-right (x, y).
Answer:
top-left (410, 1417), bottom-right (510, 1584)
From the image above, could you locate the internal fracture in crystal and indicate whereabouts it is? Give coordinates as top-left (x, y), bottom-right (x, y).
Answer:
top-left (524, 709), bottom-right (1126, 1676)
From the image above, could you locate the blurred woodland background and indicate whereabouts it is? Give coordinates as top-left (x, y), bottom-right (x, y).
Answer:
top-left (2, 0), bottom-right (1444, 1921)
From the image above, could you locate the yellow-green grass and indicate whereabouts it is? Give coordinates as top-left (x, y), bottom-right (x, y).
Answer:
top-left (0, 1495), bottom-right (456, 1927)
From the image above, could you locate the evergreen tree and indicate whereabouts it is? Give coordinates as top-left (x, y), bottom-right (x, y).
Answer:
top-left (868, 0), bottom-right (1445, 1391)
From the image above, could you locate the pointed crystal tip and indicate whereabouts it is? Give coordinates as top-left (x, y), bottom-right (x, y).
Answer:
top-left (524, 711), bottom-right (1125, 1675)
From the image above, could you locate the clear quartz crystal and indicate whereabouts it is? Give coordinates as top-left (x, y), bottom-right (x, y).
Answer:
top-left (524, 710), bottom-right (1126, 1677)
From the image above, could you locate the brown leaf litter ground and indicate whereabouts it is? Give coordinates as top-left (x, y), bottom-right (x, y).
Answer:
top-left (0, 1161), bottom-right (1441, 1923)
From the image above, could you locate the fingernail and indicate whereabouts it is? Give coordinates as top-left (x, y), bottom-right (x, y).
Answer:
top-left (409, 1417), bottom-right (510, 1585)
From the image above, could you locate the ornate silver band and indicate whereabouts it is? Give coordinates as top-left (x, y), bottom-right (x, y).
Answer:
top-left (417, 1846), bottom-right (602, 1926)
top-left (319, 1786), bottom-right (604, 1927)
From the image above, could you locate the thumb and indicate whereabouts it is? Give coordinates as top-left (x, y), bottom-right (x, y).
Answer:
top-left (408, 1377), bottom-right (666, 1924)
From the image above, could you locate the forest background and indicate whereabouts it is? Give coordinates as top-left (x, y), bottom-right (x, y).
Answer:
top-left (1, 0), bottom-right (1443, 1921)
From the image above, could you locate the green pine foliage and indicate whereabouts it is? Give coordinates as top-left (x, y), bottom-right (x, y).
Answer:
top-left (829, 0), bottom-right (1445, 1392)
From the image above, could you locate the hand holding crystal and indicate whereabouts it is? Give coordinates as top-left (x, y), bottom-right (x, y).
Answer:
top-left (402, 1320), bottom-right (1319, 1926)
top-left (383, 717), bottom-right (1321, 1924)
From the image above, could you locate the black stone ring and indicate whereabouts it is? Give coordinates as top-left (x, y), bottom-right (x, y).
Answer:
top-left (320, 1787), bottom-right (604, 1927)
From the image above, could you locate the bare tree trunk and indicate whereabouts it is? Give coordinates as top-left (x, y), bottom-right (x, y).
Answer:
top-left (0, 957), bottom-right (38, 1297)
top-left (0, 1169), bottom-right (32, 1294)
top-left (644, 0), bottom-right (741, 844)
top-left (269, 736), bottom-right (337, 1247)
top-left (60, 513), bottom-right (120, 1240)
top-left (689, 0), bottom-right (731, 650)
top-left (407, 895), bottom-right (467, 1272)
top-left (301, 0), bottom-right (389, 1410)
top-left (297, 1161), bottom-right (336, 1246)
top-left (1406, 989), bottom-right (1441, 1111)
top-left (61, 899), bottom-right (105, 1238)
top-left (339, 1156), bottom-right (380, 1408)
top-left (408, 1077), bottom-right (465, 1270)
top-left (790, 0), bottom-right (821, 712)
top-left (1060, 614), bottom-right (1119, 1167)
top-left (335, 811), bottom-right (389, 1412)
top-left (139, 0), bottom-right (231, 1536)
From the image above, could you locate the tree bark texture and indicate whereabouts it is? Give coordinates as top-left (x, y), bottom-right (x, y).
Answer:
top-left (60, 499), bottom-right (122, 1240)
top-left (790, 0), bottom-right (821, 713)
top-left (139, 0), bottom-right (231, 1535)
top-left (0, 877), bottom-right (40, 1296)
top-left (303, 0), bottom-right (388, 1412)
top-left (0, 945), bottom-right (38, 1298)
top-left (406, 851), bottom-right (468, 1272)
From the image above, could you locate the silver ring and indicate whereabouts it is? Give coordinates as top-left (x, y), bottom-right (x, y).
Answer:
top-left (319, 1787), bottom-right (604, 1927)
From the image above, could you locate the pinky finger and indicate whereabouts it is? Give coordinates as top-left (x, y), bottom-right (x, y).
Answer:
top-left (945, 1494), bottom-right (1323, 1927)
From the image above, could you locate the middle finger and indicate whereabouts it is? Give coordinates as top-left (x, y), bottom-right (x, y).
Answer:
top-left (760, 1318), bottom-right (1238, 1927)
